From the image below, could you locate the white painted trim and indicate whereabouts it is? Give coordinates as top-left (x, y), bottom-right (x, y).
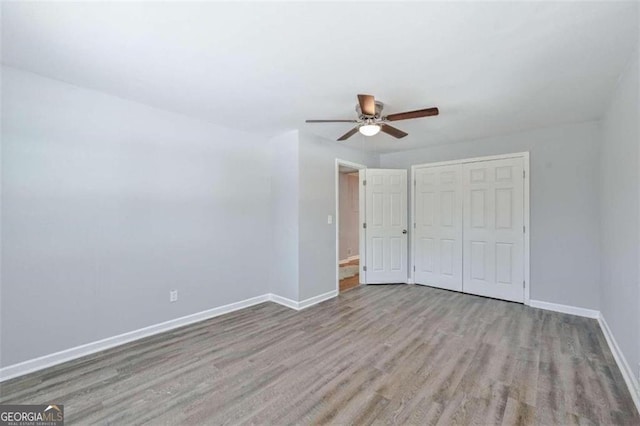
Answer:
top-left (0, 294), bottom-right (271, 383)
top-left (358, 169), bottom-right (366, 284)
top-left (3, 289), bottom-right (637, 415)
top-left (529, 299), bottom-right (600, 318)
top-left (297, 290), bottom-right (339, 310)
top-left (411, 152), bottom-right (530, 169)
top-left (411, 152), bottom-right (531, 305)
top-left (336, 159), bottom-right (368, 171)
top-left (0, 289), bottom-right (341, 383)
top-left (522, 152), bottom-right (531, 306)
top-left (339, 255), bottom-right (360, 265)
top-left (528, 301), bottom-right (640, 412)
top-left (407, 278), bottom-right (415, 284)
top-left (598, 314), bottom-right (640, 413)
top-left (335, 159), bottom-right (366, 293)
top-left (410, 165), bottom-right (416, 285)
top-left (268, 290), bottom-right (338, 311)
top-left (268, 293), bottom-right (299, 310)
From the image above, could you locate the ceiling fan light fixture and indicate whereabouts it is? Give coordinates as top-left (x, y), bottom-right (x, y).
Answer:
top-left (305, 94), bottom-right (438, 141)
top-left (359, 124), bottom-right (381, 136)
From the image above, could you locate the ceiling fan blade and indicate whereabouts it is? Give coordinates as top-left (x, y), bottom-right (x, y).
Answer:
top-left (381, 124), bottom-right (408, 139)
top-left (337, 127), bottom-right (359, 141)
top-left (385, 107), bottom-right (439, 122)
top-left (357, 94), bottom-right (376, 116)
top-left (305, 119), bottom-right (358, 123)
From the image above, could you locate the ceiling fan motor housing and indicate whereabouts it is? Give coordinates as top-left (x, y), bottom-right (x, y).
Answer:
top-left (356, 101), bottom-right (384, 119)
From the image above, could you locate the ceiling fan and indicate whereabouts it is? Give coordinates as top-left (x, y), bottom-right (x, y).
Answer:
top-left (305, 94), bottom-right (439, 141)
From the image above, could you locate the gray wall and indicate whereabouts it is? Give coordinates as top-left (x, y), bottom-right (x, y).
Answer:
top-left (269, 131), bottom-right (299, 301)
top-left (380, 121), bottom-right (602, 310)
top-left (2, 60), bottom-right (636, 380)
top-left (600, 52), bottom-right (639, 380)
top-left (298, 132), bottom-right (378, 300)
top-left (1, 67), bottom-right (272, 367)
top-left (338, 173), bottom-right (359, 260)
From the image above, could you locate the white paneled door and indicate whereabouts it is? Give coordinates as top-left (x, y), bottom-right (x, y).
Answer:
top-left (463, 157), bottom-right (525, 303)
top-left (363, 169), bottom-right (408, 284)
top-left (414, 165), bottom-right (463, 291)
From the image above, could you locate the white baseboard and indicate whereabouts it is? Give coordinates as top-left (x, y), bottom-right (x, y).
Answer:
top-left (598, 314), bottom-right (640, 414)
top-left (297, 290), bottom-right (338, 310)
top-left (0, 289), bottom-right (340, 383)
top-left (530, 299), bottom-right (639, 414)
top-left (269, 290), bottom-right (338, 311)
top-left (339, 255), bottom-right (359, 265)
top-left (9, 288), bottom-right (635, 416)
top-left (528, 299), bottom-right (600, 318)
top-left (0, 294), bottom-right (271, 383)
top-left (268, 293), bottom-right (299, 310)
top-left (407, 278), bottom-right (415, 284)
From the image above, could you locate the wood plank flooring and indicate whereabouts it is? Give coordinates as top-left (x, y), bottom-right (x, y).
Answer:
top-left (340, 259), bottom-right (360, 293)
top-left (339, 274), bottom-right (360, 293)
top-left (1, 285), bottom-right (638, 425)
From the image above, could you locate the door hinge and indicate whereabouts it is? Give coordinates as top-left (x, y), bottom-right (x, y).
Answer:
top-left (523, 280), bottom-right (526, 288)
top-left (363, 179), bottom-right (367, 186)
top-left (523, 170), bottom-right (525, 179)
top-left (363, 266), bottom-right (367, 272)
top-left (363, 223), bottom-right (367, 229)
top-left (413, 265), bottom-right (416, 272)
top-left (414, 222), bottom-right (416, 229)
top-left (523, 225), bottom-right (526, 233)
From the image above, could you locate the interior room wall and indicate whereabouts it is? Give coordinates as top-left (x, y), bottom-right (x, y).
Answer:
top-left (600, 52), bottom-right (639, 384)
top-left (380, 121), bottom-right (602, 310)
top-left (298, 132), bottom-right (378, 301)
top-left (1, 67), bottom-right (272, 367)
top-left (338, 173), bottom-right (359, 261)
top-left (2, 56), bottom-right (635, 385)
top-left (269, 130), bottom-right (300, 301)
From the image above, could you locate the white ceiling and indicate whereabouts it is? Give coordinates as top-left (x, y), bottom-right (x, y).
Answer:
top-left (2, 2), bottom-right (638, 153)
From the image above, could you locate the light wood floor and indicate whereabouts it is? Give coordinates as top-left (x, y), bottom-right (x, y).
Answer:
top-left (339, 259), bottom-right (360, 293)
top-left (1, 285), bottom-right (638, 425)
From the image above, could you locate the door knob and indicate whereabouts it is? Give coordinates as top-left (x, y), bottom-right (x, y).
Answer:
top-left (402, 229), bottom-right (407, 234)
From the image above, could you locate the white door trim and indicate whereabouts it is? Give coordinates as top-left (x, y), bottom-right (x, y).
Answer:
top-left (411, 152), bottom-right (529, 169)
top-left (411, 152), bottom-right (530, 305)
top-left (335, 159), bottom-right (367, 293)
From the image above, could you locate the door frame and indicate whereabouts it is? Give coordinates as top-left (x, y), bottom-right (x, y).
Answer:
top-left (335, 159), bottom-right (367, 293)
top-left (410, 152), bottom-right (530, 305)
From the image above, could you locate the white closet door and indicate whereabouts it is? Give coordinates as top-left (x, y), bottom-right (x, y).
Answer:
top-left (365, 169), bottom-right (408, 284)
top-left (463, 158), bottom-right (525, 303)
top-left (414, 164), bottom-right (463, 291)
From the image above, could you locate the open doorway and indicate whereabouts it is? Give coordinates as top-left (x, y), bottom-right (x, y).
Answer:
top-left (336, 159), bottom-right (366, 293)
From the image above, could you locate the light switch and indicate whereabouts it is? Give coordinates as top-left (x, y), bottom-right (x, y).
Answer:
top-left (327, 214), bottom-right (333, 224)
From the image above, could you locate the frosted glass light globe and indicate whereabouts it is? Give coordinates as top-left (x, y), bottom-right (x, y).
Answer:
top-left (359, 124), bottom-right (381, 136)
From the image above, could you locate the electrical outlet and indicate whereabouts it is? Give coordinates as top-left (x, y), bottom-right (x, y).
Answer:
top-left (327, 214), bottom-right (333, 224)
top-left (169, 290), bottom-right (178, 302)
